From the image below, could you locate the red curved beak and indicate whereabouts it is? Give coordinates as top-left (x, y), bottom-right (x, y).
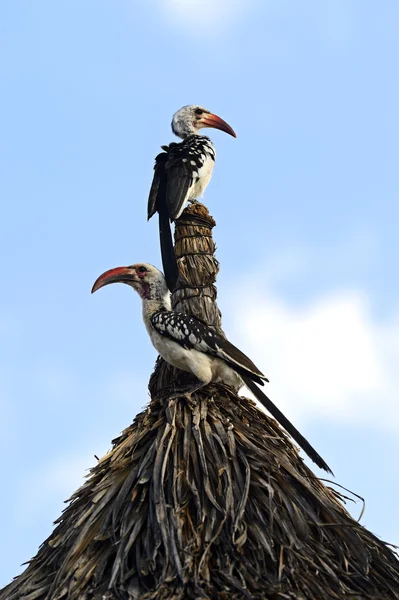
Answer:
top-left (91, 266), bottom-right (136, 294)
top-left (199, 113), bottom-right (236, 138)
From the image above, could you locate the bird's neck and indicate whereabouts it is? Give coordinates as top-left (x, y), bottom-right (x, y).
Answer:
top-left (172, 120), bottom-right (198, 139)
top-left (142, 300), bottom-right (169, 331)
top-left (141, 284), bottom-right (171, 319)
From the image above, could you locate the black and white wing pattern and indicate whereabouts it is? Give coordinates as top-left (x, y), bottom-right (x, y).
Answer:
top-left (151, 309), bottom-right (268, 384)
top-left (163, 141), bottom-right (194, 220)
top-left (147, 135), bottom-right (215, 221)
top-left (150, 311), bottom-right (332, 474)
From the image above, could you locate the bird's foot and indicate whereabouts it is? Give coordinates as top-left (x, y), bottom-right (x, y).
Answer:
top-left (187, 198), bottom-right (199, 205)
top-left (166, 380), bottom-right (205, 404)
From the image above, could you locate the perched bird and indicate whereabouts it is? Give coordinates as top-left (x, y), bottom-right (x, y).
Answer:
top-left (147, 105), bottom-right (236, 292)
top-left (92, 263), bottom-right (332, 474)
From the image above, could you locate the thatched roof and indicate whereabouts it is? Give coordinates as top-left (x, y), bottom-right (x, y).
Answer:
top-left (2, 204), bottom-right (399, 600)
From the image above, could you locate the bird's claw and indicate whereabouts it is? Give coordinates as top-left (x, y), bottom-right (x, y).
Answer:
top-left (167, 391), bottom-right (196, 406)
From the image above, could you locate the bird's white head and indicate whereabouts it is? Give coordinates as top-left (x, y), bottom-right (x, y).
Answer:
top-left (92, 262), bottom-right (170, 306)
top-left (171, 105), bottom-right (236, 140)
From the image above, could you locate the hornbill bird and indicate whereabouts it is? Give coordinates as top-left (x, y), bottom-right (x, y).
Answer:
top-left (92, 263), bottom-right (333, 474)
top-left (147, 105), bottom-right (236, 292)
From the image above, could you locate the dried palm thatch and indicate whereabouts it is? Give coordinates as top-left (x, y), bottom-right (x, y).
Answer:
top-left (2, 203), bottom-right (399, 600)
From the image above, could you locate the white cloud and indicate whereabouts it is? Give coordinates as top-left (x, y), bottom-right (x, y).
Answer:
top-left (159, 0), bottom-right (353, 43)
top-left (160, 0), bottom-right (253, 36)
top-left (226, 281), bottom-right (399, 430)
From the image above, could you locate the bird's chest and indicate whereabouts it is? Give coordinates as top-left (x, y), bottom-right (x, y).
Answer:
top-left (190, 154), bottom-right (215, 198)
top-left (147, 326), bottom-right (193, 373)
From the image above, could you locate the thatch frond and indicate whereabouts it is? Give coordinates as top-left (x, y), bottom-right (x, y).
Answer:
top-left (2, 386), bottom-right (399, 599)
top-left (2, 203), bottom-right (398, 600)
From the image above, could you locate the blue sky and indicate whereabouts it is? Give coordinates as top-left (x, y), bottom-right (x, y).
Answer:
top-left (1, 0), bottom-right (399, 585)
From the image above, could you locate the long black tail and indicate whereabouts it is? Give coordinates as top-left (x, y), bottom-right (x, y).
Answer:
top-left (158, 202), bottom-right (179, 293)
top-left (242, 375), bottom-right (333, 474)
top-left (149, 153), bottom-right (179, 293)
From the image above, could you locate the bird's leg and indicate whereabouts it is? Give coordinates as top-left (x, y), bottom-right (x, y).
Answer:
top-left (167, 378), bottom-right (206, 403)
top-left (187, 197), bottom-right (199, 205)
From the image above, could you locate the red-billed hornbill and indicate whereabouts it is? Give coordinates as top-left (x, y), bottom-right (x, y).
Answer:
top-left (92, 263), bottom-right (332, 474)
top-left (147, 105), bottom-right (236, 292)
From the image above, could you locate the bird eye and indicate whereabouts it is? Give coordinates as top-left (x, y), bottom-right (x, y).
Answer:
top-left (195, 108), bottom-right (203, 116)
top-left (137, 266), bottom-right (147, 273)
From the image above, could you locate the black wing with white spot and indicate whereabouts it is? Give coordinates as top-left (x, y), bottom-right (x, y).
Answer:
top-left (150, 309), bottom-right (267, 384)
top-left (148, 136), bottom-right (215, 221)
top-left (163, 142), bottom-right (194, 220)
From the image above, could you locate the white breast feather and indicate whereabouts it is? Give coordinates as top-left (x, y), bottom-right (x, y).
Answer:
top-left (143, 305), bottom-right (242, 390)
top-left (189, 154), bottom-right (215, 200)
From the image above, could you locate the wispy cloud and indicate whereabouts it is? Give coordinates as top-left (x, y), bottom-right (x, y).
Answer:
top-left (159, 0), bottom-right (353, 42)
top-left (226, 274), bottom-right (399, 430)
top-left (160, 0), bottom-right (253, 36)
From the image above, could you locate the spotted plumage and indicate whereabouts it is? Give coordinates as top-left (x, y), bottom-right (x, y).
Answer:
top-left (148, 135), bottom-right (216, 221)
top-left (92, 262), bottom-right (332, 473)
top-left (146, 105), bottom-right (236, 292)
top-left (150, 308), bottom-right (266, 385)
